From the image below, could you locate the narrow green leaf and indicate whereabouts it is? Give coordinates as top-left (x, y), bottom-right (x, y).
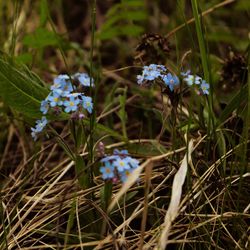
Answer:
top-left (118, 89), bottom-right (128, 139)
top-left (75, 155), bottom-right (89, 189)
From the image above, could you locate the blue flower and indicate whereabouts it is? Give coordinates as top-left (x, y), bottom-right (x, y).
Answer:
top-left (200, 80), bottom-right (210, 95)
top-left (31, 116), bottom-right (48, 141)
top-left (100, 148), bottom-right (140, 183)
top-left (35, 116), bottom-right (48, 132)
top-left (82, 96), bottom-right (93, 114)
top-left (101, 154), bottom-right (119, 163)
top-left (162, 73), bottom-right (180, 91)
top-left (120, 169), bottom-right (133, 183)
top-left (100, 162), bottom-right (115, 180)
top-left (137, 75), bottom-right (144, 85)
top-left (74, 73), bottom-right (94, 87)
top-left (31, 127), bottom-right (39, 141)
top-left (113, 158), bottom-right (130, 172)
top-left (143, 64), bottom-right (164, 80)
top-left (51, 74), bottom-right (70, 91)
top-left (137, 64), bottom-right (167, 84)
top-left (184, 75), bottom-right (202, 86)
top-left (63, 95), bottom-right (80, 113)
top-left (127, 157), bottom-right (139, 169)
top-left (47, 90), bottom-right (63, 107)
top-left (113, 149), bottom-right (128, 155)
top-left (40, 100), bottom-right (50, 114)
top-left (61, 82), bottom-right (73, 96)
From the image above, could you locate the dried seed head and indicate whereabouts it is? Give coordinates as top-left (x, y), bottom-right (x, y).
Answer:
top-left (134, 33), bottom-right (171, 65)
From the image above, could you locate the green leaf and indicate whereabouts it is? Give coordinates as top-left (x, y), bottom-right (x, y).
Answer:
top-left (0, 58), bottom-right (49, 119)
top-left (101, 10), bottom-right (147, 31)
top-left (127, 140), bottom-right (168, 157)
top-left (98, 0), bottom-right (146, 40)
top-left (23, 27), bottom-right (60, 49)
top-left (106, 0), bottom-right (144, 18)
top-left (99, 24), bottom-right (144, 40)
top-left (94, 122), bottom-right (125, 141)
top-left (15, 53), bottom-right (33, 64)
top-left (75, 155), bottom-right (90, 189)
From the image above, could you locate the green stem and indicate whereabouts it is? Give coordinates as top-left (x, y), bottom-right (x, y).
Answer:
top-left (88, 0), bottom-right (97, 165)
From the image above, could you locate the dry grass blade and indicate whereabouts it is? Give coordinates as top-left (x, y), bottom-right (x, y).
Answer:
top-left (107, 161), bottom-right (144, 213)
top-left (158, 140), bottom-right (194, 250)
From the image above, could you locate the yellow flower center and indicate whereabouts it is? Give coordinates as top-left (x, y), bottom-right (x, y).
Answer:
top-left (69, 101), bottom-right (74, 106)
top-left (54, 97), bottom-right (58, 102)
top-left (106, 168), bottom-right (111, 173)
top-left (125, 170), bottom-right (130, 176)
top-left (119, 161), bottom-right (124, 167)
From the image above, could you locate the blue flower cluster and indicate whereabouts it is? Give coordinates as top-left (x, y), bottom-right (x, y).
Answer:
top-left (137, 64), bottom-right (180, 92)
top-left (182, 70), bottom-right (210, 95)
top-left (137, 65), bottom-right (210, 95)
top-left (100, 149), bottom-right (139, 183)
top-left (31, 73), bottom-right (94, 140)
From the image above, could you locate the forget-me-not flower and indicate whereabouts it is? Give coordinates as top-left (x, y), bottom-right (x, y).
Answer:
top-left (82, 96), bottom-right (93, 114)
top-left (51, 74), bottom-right (68, 90)
top-left (200, 80), bottom-right (210, 95)
top-left (47, 90), bottom-right (63, 107)
top-left (40, 100), bottom-right (50, 114)
top-left (74, 73), bottom-right (94, 87)
top-left (31, 116), bottom-right (48, 140)
top-left (137, 64), bottom-right (167, 84)
top-left (120, 169), bottom-right (133, 183)
top-left (113, 149), bottom-right (128, 155)
top-left (101, 154), bottom-right (120, 163)
top-left (113, 158), bottom-right (130, 172)
top-left (63, 95), bottom-right (80, 113)
top-left (184, 74), bottom-right (202, 86)
top-left (127, 157), bottom-right (139, 169)
top-left (35, 116), bottom-right (48, 132)
top-left (100, 162), bottom-right (115, 180)
top-left (99, 148), bottom-right (140, 183)
top-left (162, 73), bottom-right (180, 91)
